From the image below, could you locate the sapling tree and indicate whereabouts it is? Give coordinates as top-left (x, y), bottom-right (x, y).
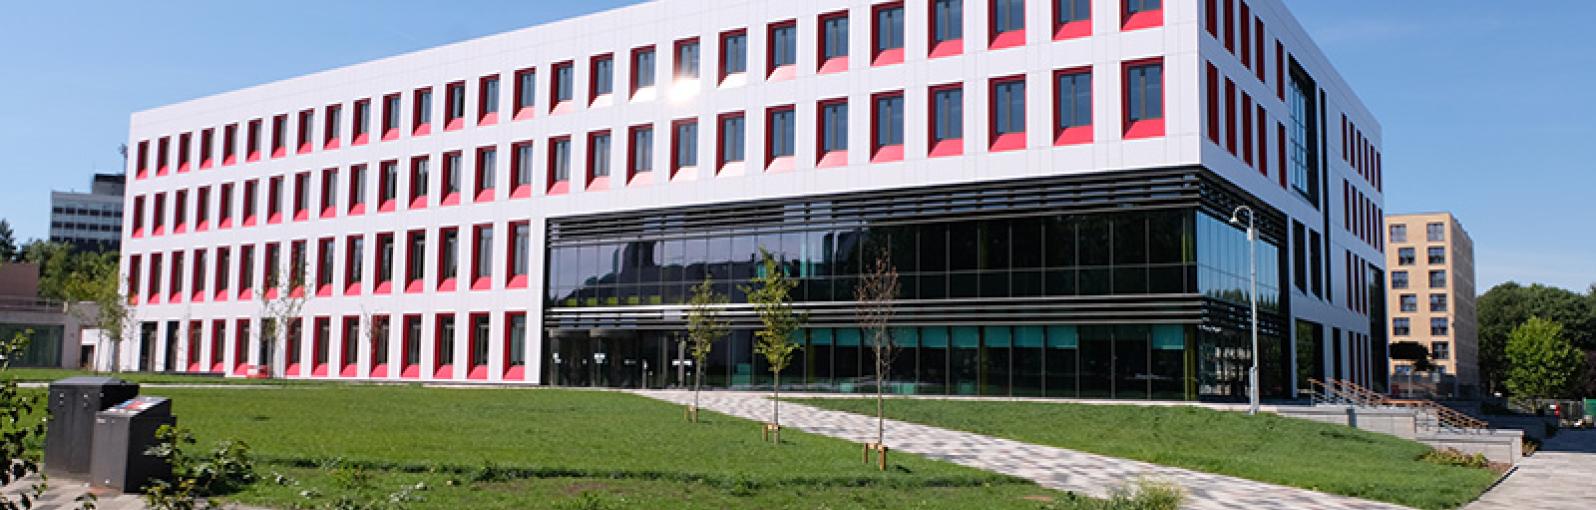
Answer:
top-left (684, 276), bottom-right (729, 422)
top-left (257, 254), bottom-right (310, 378)
top-left (741, 249), bottom-right (804, 442)
top-left (855, 250), bottom-right (900, 465)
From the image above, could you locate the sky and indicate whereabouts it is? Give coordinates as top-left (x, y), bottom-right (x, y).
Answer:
top-left (0, 1), bottom-right (1590, 293)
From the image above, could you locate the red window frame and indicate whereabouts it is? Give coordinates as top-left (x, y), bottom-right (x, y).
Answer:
top-left (988, 75), bottom-right (1027, 152)
top-left (1224, 77), bottom-right (1237, 153)
top-left (195, 186), bottom-right (211, 231)
top-left (513, 67), bottom-right (536, 121)
top-left (433, 314), bottom-right (455, 379)
top-left (504, 311), bottom-right (527, 380)
top-left (239, 244), bottom-right (255, 301)
top-left (311, 316), bottom-right (330, 377)
top-left (217, 183), bottom-right (233, 229)
top-left (441, 151), bottom-right (464, 206)
top-left (316, 237), bottom-right (336, 297)
top-left (347, 165), bottom-right (366, 216)
top-left (989, 0), bottom-right (1026, 50)
top-left (297, 109), bottom-right (315, 154)
top-left (627, 124), bottom-right (655, 185)
top-left (872, 2), bottom-right (906, 66)
top-left (319, 168), bottom-right (338, 219)
top-left (169, 251), bottom-right (184, 303)
top-left (1122, 58), bottom-right (1165, 139)
top-left (340, 316), bottom-right (360, 377)
top-left (209, 321), bottom-right (225, 372)
top-left (289, 240), bottom-right (308, 298)
top-left (929, 83), bottom-right (964, 157)
top-left (1206, 62), bottom-right (1220, 145)
top-left (190, 251), bottom-right (206, 302)
top-left (377, 160), bottom-right (398, 212)
top-left (292, 172), bottom-right (311, 222)
top-left (369, 314), bottom-right (391, 378)
top-left (550, 61), bottom-right (574, 115)
top-left (718, 29), bottom-right (748, 84)
top-left (1204, 0), bottom-right (1218, 37)
top-left (1241, 93), bottom-right (1254, 166)
top-left (673, 37), bottom-right (700, 81)
top-left (818, 11), bottom-right (850, 74)
top-left (344, 234), bottom-right (364, 296)
top-left (471, 224), bottom-right (493, 291)
top-left (631, 46), bottom-right (657, 97)
top-left (146, 253), bottom-right (162, 304)
top-left (714, 112), bottom-right (745, 173)
top-left (270, 114), bottom-right (288, 158)
top-left (127, 255), bottom-right (141, 305)
top-left (412, 86), bottom-right (433, 136)
top-left (152, 192), bottom-right (167, 235)
top-left (176, 133), bottom-right (192, 173)
top-left (475, 146), bottom-right (497, 202)
top-left (409, 155), bottom-right (430, 210)
top-left (587, 130), bottom-right (613, 190)
top-left (135, 140), bottom-right (150, 178)
top-left (246, 119), bottom-right (263, 161)
top-left (1052, 66), bottom-right (1093, 146)
top-left (381, 93), bottom-right (402, 141)
top-left (1054, 0), bottom-right (1092, 40)
top-left (929, 0), bottom-right (963, 58)
top-left (199, 128), bottom-right (215, 169)
top-left (214, 246), bottom-right (230, 301)
top-left (173, 189), bottom-right (188, 234)
top-left (478, 73), bottom-right (500, 125)
top-left (589, 54), bottom-right (615, 106)
top-left (765, 106), bottom-right (796, 172)
top-left (547, 135), bottom-right (572, 195)
top-left (816, 98), bottom-right (849, 168)
top-left (1257, 105), bottom-right (1269, 177)
top-left (767, 21), bottom-right (798, 81)
top-left (353, 99), bottom-right (372, 145)
top-left (870, 91), bottom-right (905, 162)
top-left (324, 103), bottom-right (342, 150)
top-left (400, 314), bottom-right (421, 378)
top-left (404, 230), bottom-right (425, 294)
top-left (467, 312), bottom-right (491, 380)
top-left (510, 140), bottom-right (534, 198)
top-left (444, 81), bottom-right (467, 131)
top-left (156, 136), bottom-right (171, 176)
top-left (375, 232), bottom-right (395, 295)
top-left (670, 119), bottom-right (697, 178)
top-left (131, 195), bottom-right (146, 238)
top-left (506, 221), bottom-right (530, 289)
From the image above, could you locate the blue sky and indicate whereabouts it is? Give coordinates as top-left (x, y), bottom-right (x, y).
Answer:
top-left (1, 1), bottom-right (1590, 292)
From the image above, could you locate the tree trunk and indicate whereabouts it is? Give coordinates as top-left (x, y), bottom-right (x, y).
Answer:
top-left (772, 373), bottom-right (781, 432)
top-left (692, 356), bottom-right (703, 422)
top-left (877, 363), bottom-right (885, 445)
top-left (110, 339), bottom-right (121, 373)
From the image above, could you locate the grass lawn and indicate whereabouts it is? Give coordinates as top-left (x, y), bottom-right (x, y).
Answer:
top-left (129, 386), bottom-right (1083, 509)
top-left (790, 398), bottom-right (1498, 510)
top-left (8, 367), bottom-right (320, 385)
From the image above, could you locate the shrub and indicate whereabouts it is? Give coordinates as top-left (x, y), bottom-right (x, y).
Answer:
top-left (144, 426), bottom-right (257, 510)
top-left (1418, 448), bottom-right (1489, 470)
top-left (1097, 479), bottom-right (1185, 510)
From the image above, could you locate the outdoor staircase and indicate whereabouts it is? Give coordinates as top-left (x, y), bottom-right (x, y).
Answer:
top-left (1306, 378), bottom-right (1489, 433)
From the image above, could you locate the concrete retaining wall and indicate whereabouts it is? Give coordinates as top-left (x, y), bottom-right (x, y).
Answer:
top-left (1274, 405), bottom-right (1523, 465)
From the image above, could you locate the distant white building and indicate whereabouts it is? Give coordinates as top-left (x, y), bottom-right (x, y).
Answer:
top-left (51, 173), bottom-right (126, 250)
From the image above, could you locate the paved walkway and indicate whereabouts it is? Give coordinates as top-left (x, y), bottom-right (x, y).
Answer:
top-left (633, 390), bottom-right (1411, 510)
top-left (1466, 429), bottom-right (1596, 510)
top-left (1, 475), bottom-right (263, 510)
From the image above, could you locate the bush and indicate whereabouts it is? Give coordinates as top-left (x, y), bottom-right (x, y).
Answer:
top-left (1097, 479), bottom-right (1185, 510)
top-left (144, 426), bottom-right (257, 510)
top-left (1418, 448), bottom-right (1490, 470)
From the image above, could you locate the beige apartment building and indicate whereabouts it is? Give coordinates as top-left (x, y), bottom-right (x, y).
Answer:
top-left (1385, 212), bottom-right (1477, 398)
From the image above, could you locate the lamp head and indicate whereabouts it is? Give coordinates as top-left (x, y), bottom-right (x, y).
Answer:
top-left (1229, 214), bottom-right (1241, 226)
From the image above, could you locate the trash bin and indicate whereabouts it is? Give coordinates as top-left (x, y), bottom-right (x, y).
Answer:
top-left (44, 376), bottom-right (140, 476)
top-left (90, 396), bottom-right (176, 492)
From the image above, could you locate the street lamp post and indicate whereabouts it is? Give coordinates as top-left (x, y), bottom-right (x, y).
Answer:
top-left (1230, 206), bottom-right (1261, 416)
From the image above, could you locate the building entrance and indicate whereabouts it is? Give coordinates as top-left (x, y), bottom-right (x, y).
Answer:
top-left (547, 330), bottom-right (684, 389)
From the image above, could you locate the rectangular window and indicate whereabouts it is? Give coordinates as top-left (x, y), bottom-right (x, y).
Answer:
top-left (1426, 222), bottom-right (1445, 242)
top-left (292, 172), bottom-right (310, 221)
top-left (1427, 246), bottom-right (1445, 265)
top-left (378, 161), bottom-right (399, 211)
top-left (152, 193), bottom-right (167, 234)
top-left (246, 120), bottom-right (262, 161)
top-left (470, 314), bottom-right (490, 375)
top-left (718, 114), bottom-right (745, 168)
top-left (353, 99), bottom-right (371, 144)
top-left (174, 190), bottom-right (188, 232)
top-left (767, 107), bottom-right (796, 161)
top-left (1287, 69), bottom-right (1316, 200)
top-left (317, 238), bottom-right (335, 295)
top-left (405, 230), bottom-right (426, 292)
top-left (509, 222), bottom-right (530, 284)
top-left (1397, 247), bottom-right (1415, 265)
top-left (1392, 318), bottom-right (1410, 336)
top-left (1055, 0), bottom-right (1091, 39)
top-left (238, 245), bottom-right (255, 299)
top-left (588, 131), bottom-right (613, 183)
top-left (445, 82), bottom-right (466, 129)
top-left (241, 180), bottom-right (258, 226)
top-left (296, 110), bottom-right (314, 153)
top-left (1430, 341), bottom-right (1450, 360)
top-left (514, 68), bottom-right (536, 119)
top-left (630, 126), bottom-right (654, 178)
top-left (218, 184), bottom-right (233, 228)
top-left (472, 225), bottom-right (493, 287)
top-left (319, 168), bottom-right (337, 217)
top-left (195, 186), bottom-right (211, 230)
top-left (1431, 318), bottom-right (1449, 336)
top-left (547, 137), bottom-right (572, 195)
top-left (441, 152), bottom-right (463, 203)
top-left (673, 120), bottom-right (699, 172)
top-left (875, 3), bottom-right (906, 65)
top-left (439, 228), bottom-right (459, 289)
top-left (932, 85), bottom-right (964, 151)
top-left (1429, 270), bottom-right (1447, 288)
top-left (820, 12), bottom-right (850, 72)
top-left (222, 126), bottom-right (238, 165)
top-left (1400, 294), bottom-right (1417, 312)
top-left (769, 22), bottom-right (798, 74)
top-left (591, 55), bottom-right (614, 99)
top-left (872, 93), bottom-right (904, 161)
top-left (147, 253), bottom-right (162, 302)
top-left (479, 74), bottom-right (500, 124)
top-left (932, 0), bottom-right (964, 56)
top-left (215, 248), bottom-right (230, 298)
top-left (376, 233), bottom-right (395, 292)
top-left (991, 77), bottom-right (1025, 149)
top-left (552, 62), bottom-right (574, 108)
top-left (170, 251), bottom-right (185, 301)
top-left (1428, 293), bottom-right (1448, 313)
top-left (324, 104), bottom-right (342, 149)
top-left (991, 0), bottom-right (1025, 48)
top-left (819, 100), bottom-right (849, 157)
top-left (270, 115), bottom-right (287, 158)
top-left (348, 165), bottom-right (367, 214)
top-left (346, 235), bottom-right (364, 293)
top-left (507, 313), bottom-right (528, 369)
top-left (436, 315), bottom-right (456, 372)
top-left (410, 155), bottom-right (430, 208)
top-left (675, 39), bottom-right (701, 80)
top-left (1124, 60), bottom-right (1164, 137)
top-left (721, 30), bottom-right (747, 78)
top-left (177, 132), bottom-right (192, 172)
top-left (192, 249), bottom-right (208, 298)
top-left (476, 146), bottom-right (497, 201)
top-left (1055, 69), bottom-right (1091, 145)
top-left (266, 176), bottom-right (284, 224)
top-left (633, 47), bottom-right (657, 94)
top-left (1391, 270), bottom-right (1409, 290)
top-left (511, 141), bottom-right (534, 195)
top-left (382, 94), bottom-right (402, 139)
top-left (1390, 224), bottom-right (1407, 243)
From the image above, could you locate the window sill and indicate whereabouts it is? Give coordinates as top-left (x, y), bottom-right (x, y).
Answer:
top-left (352, 134), bottom-right (369, 146)
top-left (1054, 20), bottom-right (1091, 40)
top-left (191, 292), bottom-right (205, 303)
top-left (196, 221), bottom-right (209, 232)
top-left (293, 211), bottom-right (309, 222)
top-left (765, 156), bottom-right (796, 173)
top-left (271, 148), bottom-right (286, 159)
top-left (990, 30), bottom-right (1025, 50)
top-left (374, 282), bottom-right (392, 295)
top-left (378, 201), bottom-right (395, 213)
top-left (298, 143), bottom-right (313, 155)
top-left (340, 364), bottom-right (359, 378)
top-left (348, 204), bottom-right (365, 216)
top-left (441, 193), bottom-right (461, 206)
top-left (200, 160), bottom-right (213, 170)
top-left (511, 185), bottom-right (533, 199)
top-left (324, 139), bottom-right (341, 151)
top-left (767, 65), bottom-right (796, 82)
top-left (400, 365), bottom-right (419, 379)
top-left (321, 208), bottom-right (336, 219)
top-left (547, 181), bottom-right (570, 195)
top-left (507, 275), bottom-right (529, 289)
top-left (872, 48), bottom-right (904, 67)
top-left (717, 161), bottom-right (746, 176)
top-left (718, 73), bottom-right (747, 89)
top-left (671, 166), bottom-right (700, 182)
top-left (550, 101), bottom-right (575, 116)
top-left (433, 365), bottom-right (453, 380)
top-left (929, 39), bottom-right (963, 58)
top-left (214, 290), bottom-right (228, 302)
top-left (1122, 10), bottom-right (1164, 31)
top-left (871, 145), bottom-right (904, 163)
top-left (408, 197), bottom-right (428, 210)
top-left (177, 163), bottom-right (190, 173)
top-left (514, 107), bottom-right (536, 121)
top-left (627, 171), bottom-right (655, 186)
top-left (1054, 126), bottom-right (1093, 146)
top-left (816, 150), bottom-right (848, 168)
top-left (818, 56), bottom-right (849, 75)
top-left (468, 366), bottom-right (489, 380)
top-left (1124, 118), bottom-right (1166, 140)
top-left (413, 124), bottom-right (431, 137)
top-left (316, 286), bottom-right (333, 298)
top-left (345, 283), bottom-right (362, 296)
top-left (990, 132), bottom-right (1026, 152)
top-left (474, 189), bottom-right (494, 203)
top-left (247, 153), bottom-right (261, 162)
top-left (479, 112), bottom-right (499, 126)
top-left (405, 280), bottom-right (424, 294)
top-left (382, 130), bottom-right (399, 142)
top-left (504, 365), bottom-right (526, 380)
top-left (444, 118), bottom-right (465, 131)
top-left (238, 289), bottom-right (253, 301)
top-left (438, 278), bottom-right (457, 292)
top-left (471, 278), bottom-right (492, 291)
top-left (587, 176), bottom-right (611, 191)
top-left (589, 94), bottom-right (613, 109)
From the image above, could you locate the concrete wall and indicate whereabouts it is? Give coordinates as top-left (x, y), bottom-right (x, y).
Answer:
top-left (1276, 404), bottom-right (1523, 465)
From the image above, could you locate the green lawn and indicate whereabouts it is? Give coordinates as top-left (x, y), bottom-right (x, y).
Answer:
top-left (8, 367), bottom-right (320, 385)
top-left (790, 398), bottom-right (1498, 510)
top-left (131, 386), bottom-right (1083, 509)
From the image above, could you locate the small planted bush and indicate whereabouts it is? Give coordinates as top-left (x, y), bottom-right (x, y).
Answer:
top-left (1418, 448), bottom-right (1490, 470)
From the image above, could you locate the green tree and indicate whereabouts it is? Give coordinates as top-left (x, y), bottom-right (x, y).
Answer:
top-left (0, 220), bottom-right (17, 262)
top-left (21, 241), bottom-right (73, 301)
top-left (1478, 282), bottom-right (1596, 393)
top-left (855, 250), bottom-right (900, 458)
top-left (1504, 317), bottom-right (1586, 409)
top-left (61, 252), bottom-right (136, 372)
top-left (1, 328), bottom-right (48, 509)
top-left (740, 248), bottom-right (803, 441)
top-left (684, 276), bottom-right (728, 422)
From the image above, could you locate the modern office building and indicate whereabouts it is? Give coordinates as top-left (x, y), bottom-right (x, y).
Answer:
top-left (50, 173), bottom-right (126, 251)
top-left (119, 0), bottom-right (1385, 400)
top-left (1385, 212), bottom-right (1476, 398)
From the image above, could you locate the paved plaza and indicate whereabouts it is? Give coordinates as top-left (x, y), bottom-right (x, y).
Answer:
top-left (1465, 429), bottom-right (1596, 510)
